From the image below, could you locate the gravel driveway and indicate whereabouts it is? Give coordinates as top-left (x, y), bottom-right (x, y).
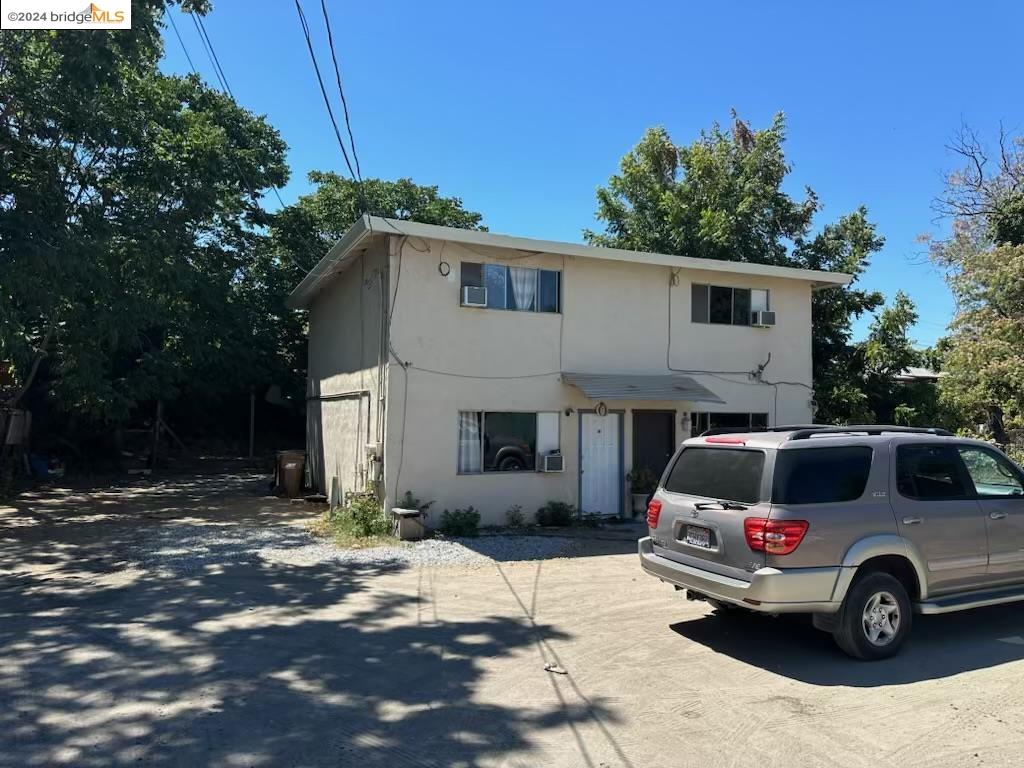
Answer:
top-left (5, 473), bottom-right (1024, 767)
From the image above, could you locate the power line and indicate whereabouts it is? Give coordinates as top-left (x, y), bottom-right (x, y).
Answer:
top-left (318, 0), bottom-right (362, 182)
top-left (178, 7), bottom-right (287, 210)
top-left (191, 12), bottom-right (232, 97)
top-left (293, 0), bottom-right (373, 219)
top-left (164, 8), bottom-right (196, 73)
top-left (162, 2), bottom-right (299, 265)
top-left (293, 0), bottom-right (358, 183)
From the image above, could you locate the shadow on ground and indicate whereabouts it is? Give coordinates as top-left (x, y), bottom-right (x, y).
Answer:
top-left (0, 474), bottom-right (613, 767)
top-left (670, 604), bottom-right (1024, 686)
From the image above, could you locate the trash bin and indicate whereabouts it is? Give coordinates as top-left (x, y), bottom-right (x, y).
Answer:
top-left (277, 450), bottom-right (306, 498)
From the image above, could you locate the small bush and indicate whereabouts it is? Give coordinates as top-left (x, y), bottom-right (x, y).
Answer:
top-left (439, 506), bottom-right (481, 537)
top-left (340, 491), bottom-right (391, 537)
top-left (535, 500), bottom-right (576, 527)
top-left (505, 504), bottom-right (525, 528)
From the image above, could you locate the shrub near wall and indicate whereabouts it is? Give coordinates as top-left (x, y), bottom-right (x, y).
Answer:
top-left (536, 501), bottom-right (576, 527)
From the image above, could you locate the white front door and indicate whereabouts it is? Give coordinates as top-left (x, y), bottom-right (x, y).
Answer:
top-left (580, 412), bottom-right (622, 516)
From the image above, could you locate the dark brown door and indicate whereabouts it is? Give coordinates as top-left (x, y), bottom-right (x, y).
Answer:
top-left (633, 410), bottom-right (676, 480)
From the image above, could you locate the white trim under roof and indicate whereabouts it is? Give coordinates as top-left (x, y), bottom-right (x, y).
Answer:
top-left (287, 215), bottom-right (853, 309)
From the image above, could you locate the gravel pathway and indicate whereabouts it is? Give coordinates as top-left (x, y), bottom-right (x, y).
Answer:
top-left (132, 521), bottom-right (578, 575)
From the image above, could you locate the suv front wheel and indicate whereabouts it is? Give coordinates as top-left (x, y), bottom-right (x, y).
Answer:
top-left (832, 571), bottom-right (912, 660)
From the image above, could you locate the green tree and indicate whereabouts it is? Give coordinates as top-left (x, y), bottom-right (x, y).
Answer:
top-left (0, 1), bottom-right (288, 428)
top-left (939, 240), bottom-right (1024, 440)
top-left (260, 173), bottom-right (486, 402)
top-left (932, 128), bottom-right (1024, 442)
top-left (587, 113), bottom-right (888, 423)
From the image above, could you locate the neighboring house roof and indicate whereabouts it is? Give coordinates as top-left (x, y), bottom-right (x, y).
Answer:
top-left (288, 215), bottom-right (854, 309)
top-left (894, 366), bottom-right (945, 383)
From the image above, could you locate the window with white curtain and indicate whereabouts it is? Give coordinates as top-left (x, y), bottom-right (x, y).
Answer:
top-left (458, 411), bottom-right (560, 474)
top-left (460, 262), bottom-right (560, 313)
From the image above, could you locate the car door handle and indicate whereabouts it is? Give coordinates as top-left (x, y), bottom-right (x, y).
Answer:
top-left (990, 511), bottom-right (1008, 520)
top-left (902, 516), bottom-right (923, 525)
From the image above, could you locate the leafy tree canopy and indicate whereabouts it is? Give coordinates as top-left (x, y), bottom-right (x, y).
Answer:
top-left (586, 113), bottom-right (889, 423)
top-left (1, 1), bottom-right (287, 423)
top-left (257, 173), bottom-right (486, 405)
top-left (931, 127), bottom-right (1024, 440)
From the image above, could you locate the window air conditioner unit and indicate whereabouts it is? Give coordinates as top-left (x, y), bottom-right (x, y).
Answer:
top-left (462, 285), bottom-right (488, 307)
top-left (540, 452), bottom-right (564, 473)
top-left (751, 310), bottom-right (776, 327)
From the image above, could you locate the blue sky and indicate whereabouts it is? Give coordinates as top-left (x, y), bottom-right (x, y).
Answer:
top-left (160, 0), bottom-right (1023, 345)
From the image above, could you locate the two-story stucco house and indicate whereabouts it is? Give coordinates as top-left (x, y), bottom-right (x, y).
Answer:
top-left (287, 216), bottom-right (852, 525)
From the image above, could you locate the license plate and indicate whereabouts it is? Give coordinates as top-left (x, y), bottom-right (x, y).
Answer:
top-left (684, 525), bottom-right (712, 549)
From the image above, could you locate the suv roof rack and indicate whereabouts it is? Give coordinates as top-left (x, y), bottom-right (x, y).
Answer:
top-left (699, 425), bottom-right (827, 437)
top-left (786, 425), bottom-right (954, 441)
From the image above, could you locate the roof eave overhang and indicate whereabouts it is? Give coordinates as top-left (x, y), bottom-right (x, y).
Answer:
top-left (286, 215), bottom-right (377, 310)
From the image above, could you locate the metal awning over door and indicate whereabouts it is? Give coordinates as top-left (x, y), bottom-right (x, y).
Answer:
top-left (561, 372), bottom-right (725, 404)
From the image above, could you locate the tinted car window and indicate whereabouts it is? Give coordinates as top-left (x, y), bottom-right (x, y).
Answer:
top-left (896, 445), bottom-right (969, 500)
top-left (773, 447), bottom-right (873, 504)
top-left (664, 448), bottom-right (765, 504)
top-left (958, 446), bottom-right (1024, 497)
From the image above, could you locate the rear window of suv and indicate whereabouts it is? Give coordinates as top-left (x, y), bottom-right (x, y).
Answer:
top-left (663, 448), bottom-right (764, 503)
top-left (772, 446), bottom-right (873, 504)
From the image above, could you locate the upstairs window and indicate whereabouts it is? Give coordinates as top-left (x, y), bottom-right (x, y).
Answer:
top-left (690, 412), bottom-right (769, 437)
top-left (461, 262), bottom-right (561, 313)
top-left (691, 284), bottom-right (769, 326)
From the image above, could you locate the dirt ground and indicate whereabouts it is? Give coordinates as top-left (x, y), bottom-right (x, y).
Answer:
top-left (4, 474), bottom-right (1024, 767)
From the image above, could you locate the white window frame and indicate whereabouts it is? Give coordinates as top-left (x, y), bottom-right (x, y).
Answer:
top-left (457, 410), bottom-right (561, 475)
top-left (692, 283), bottom-right (770, 326)
top-left (460, 262), bottom-right (561, 314)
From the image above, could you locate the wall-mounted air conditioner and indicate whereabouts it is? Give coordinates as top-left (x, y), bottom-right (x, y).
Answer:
top-left (540, 452), bottom-right (564, 473)
top-left (751, 310), bottom-right (777, 327)
top-left (462, 286), bottom-right (488, 307)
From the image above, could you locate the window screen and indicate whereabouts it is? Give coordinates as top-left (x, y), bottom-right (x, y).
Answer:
top-left (484, 264), bottom-right (507, 309)
top-left (664, 448), bottom-right (765, 503)
top-left (896, 445), bottom-right (969, 500)
top-left (460, 262), bottom-right (482, 291)
top-left (709, 286), bottom-right (733, 324)
top-left (732, 288), bottom-right (751, 326)
top-left (691, 284), bottom-right (709, 323)
top-left (538, 270), bottom-right (560, 312)
top-left (773, 447), bottom-right (873, 504)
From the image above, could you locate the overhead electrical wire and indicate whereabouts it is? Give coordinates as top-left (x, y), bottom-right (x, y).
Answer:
top-left (162, 3), bottom-right (299, 263)
top-left (318, 0), bottom-right (362, 182)
top-left (186, 9), bottom-right (289, 212)
top-left (293, 0), bottom-right (359, 185)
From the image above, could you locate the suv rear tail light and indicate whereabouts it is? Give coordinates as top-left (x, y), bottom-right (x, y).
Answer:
top-left (744, 517), bottom-right (809, 555)
top-left (646, 500), bottom-right (662, 528)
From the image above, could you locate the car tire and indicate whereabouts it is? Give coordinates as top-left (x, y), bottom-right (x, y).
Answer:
top-left (498, 456), bottom-right (525, 471)
top-left (832, 571), bottom-right (912, 660)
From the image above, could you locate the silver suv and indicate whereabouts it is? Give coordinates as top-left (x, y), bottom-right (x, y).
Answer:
top-left (639, 425), bottom-right (1024, 659)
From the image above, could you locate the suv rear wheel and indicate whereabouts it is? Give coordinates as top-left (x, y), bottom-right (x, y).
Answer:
top-left (832, 571), bottom-right (912, 660)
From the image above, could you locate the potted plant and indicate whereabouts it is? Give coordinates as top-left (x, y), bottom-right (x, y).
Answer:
top-left (626, 467), bottom-right (657, 516)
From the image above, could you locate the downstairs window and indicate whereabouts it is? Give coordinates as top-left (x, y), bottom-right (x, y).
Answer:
top-left (457, 411), bottom-right (560, 473)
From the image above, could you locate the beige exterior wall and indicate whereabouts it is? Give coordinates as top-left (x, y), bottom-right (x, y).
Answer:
top-left (381, 236), bottom-right (817, 526)
top-left (305, 238), bottom-right (389, 499)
